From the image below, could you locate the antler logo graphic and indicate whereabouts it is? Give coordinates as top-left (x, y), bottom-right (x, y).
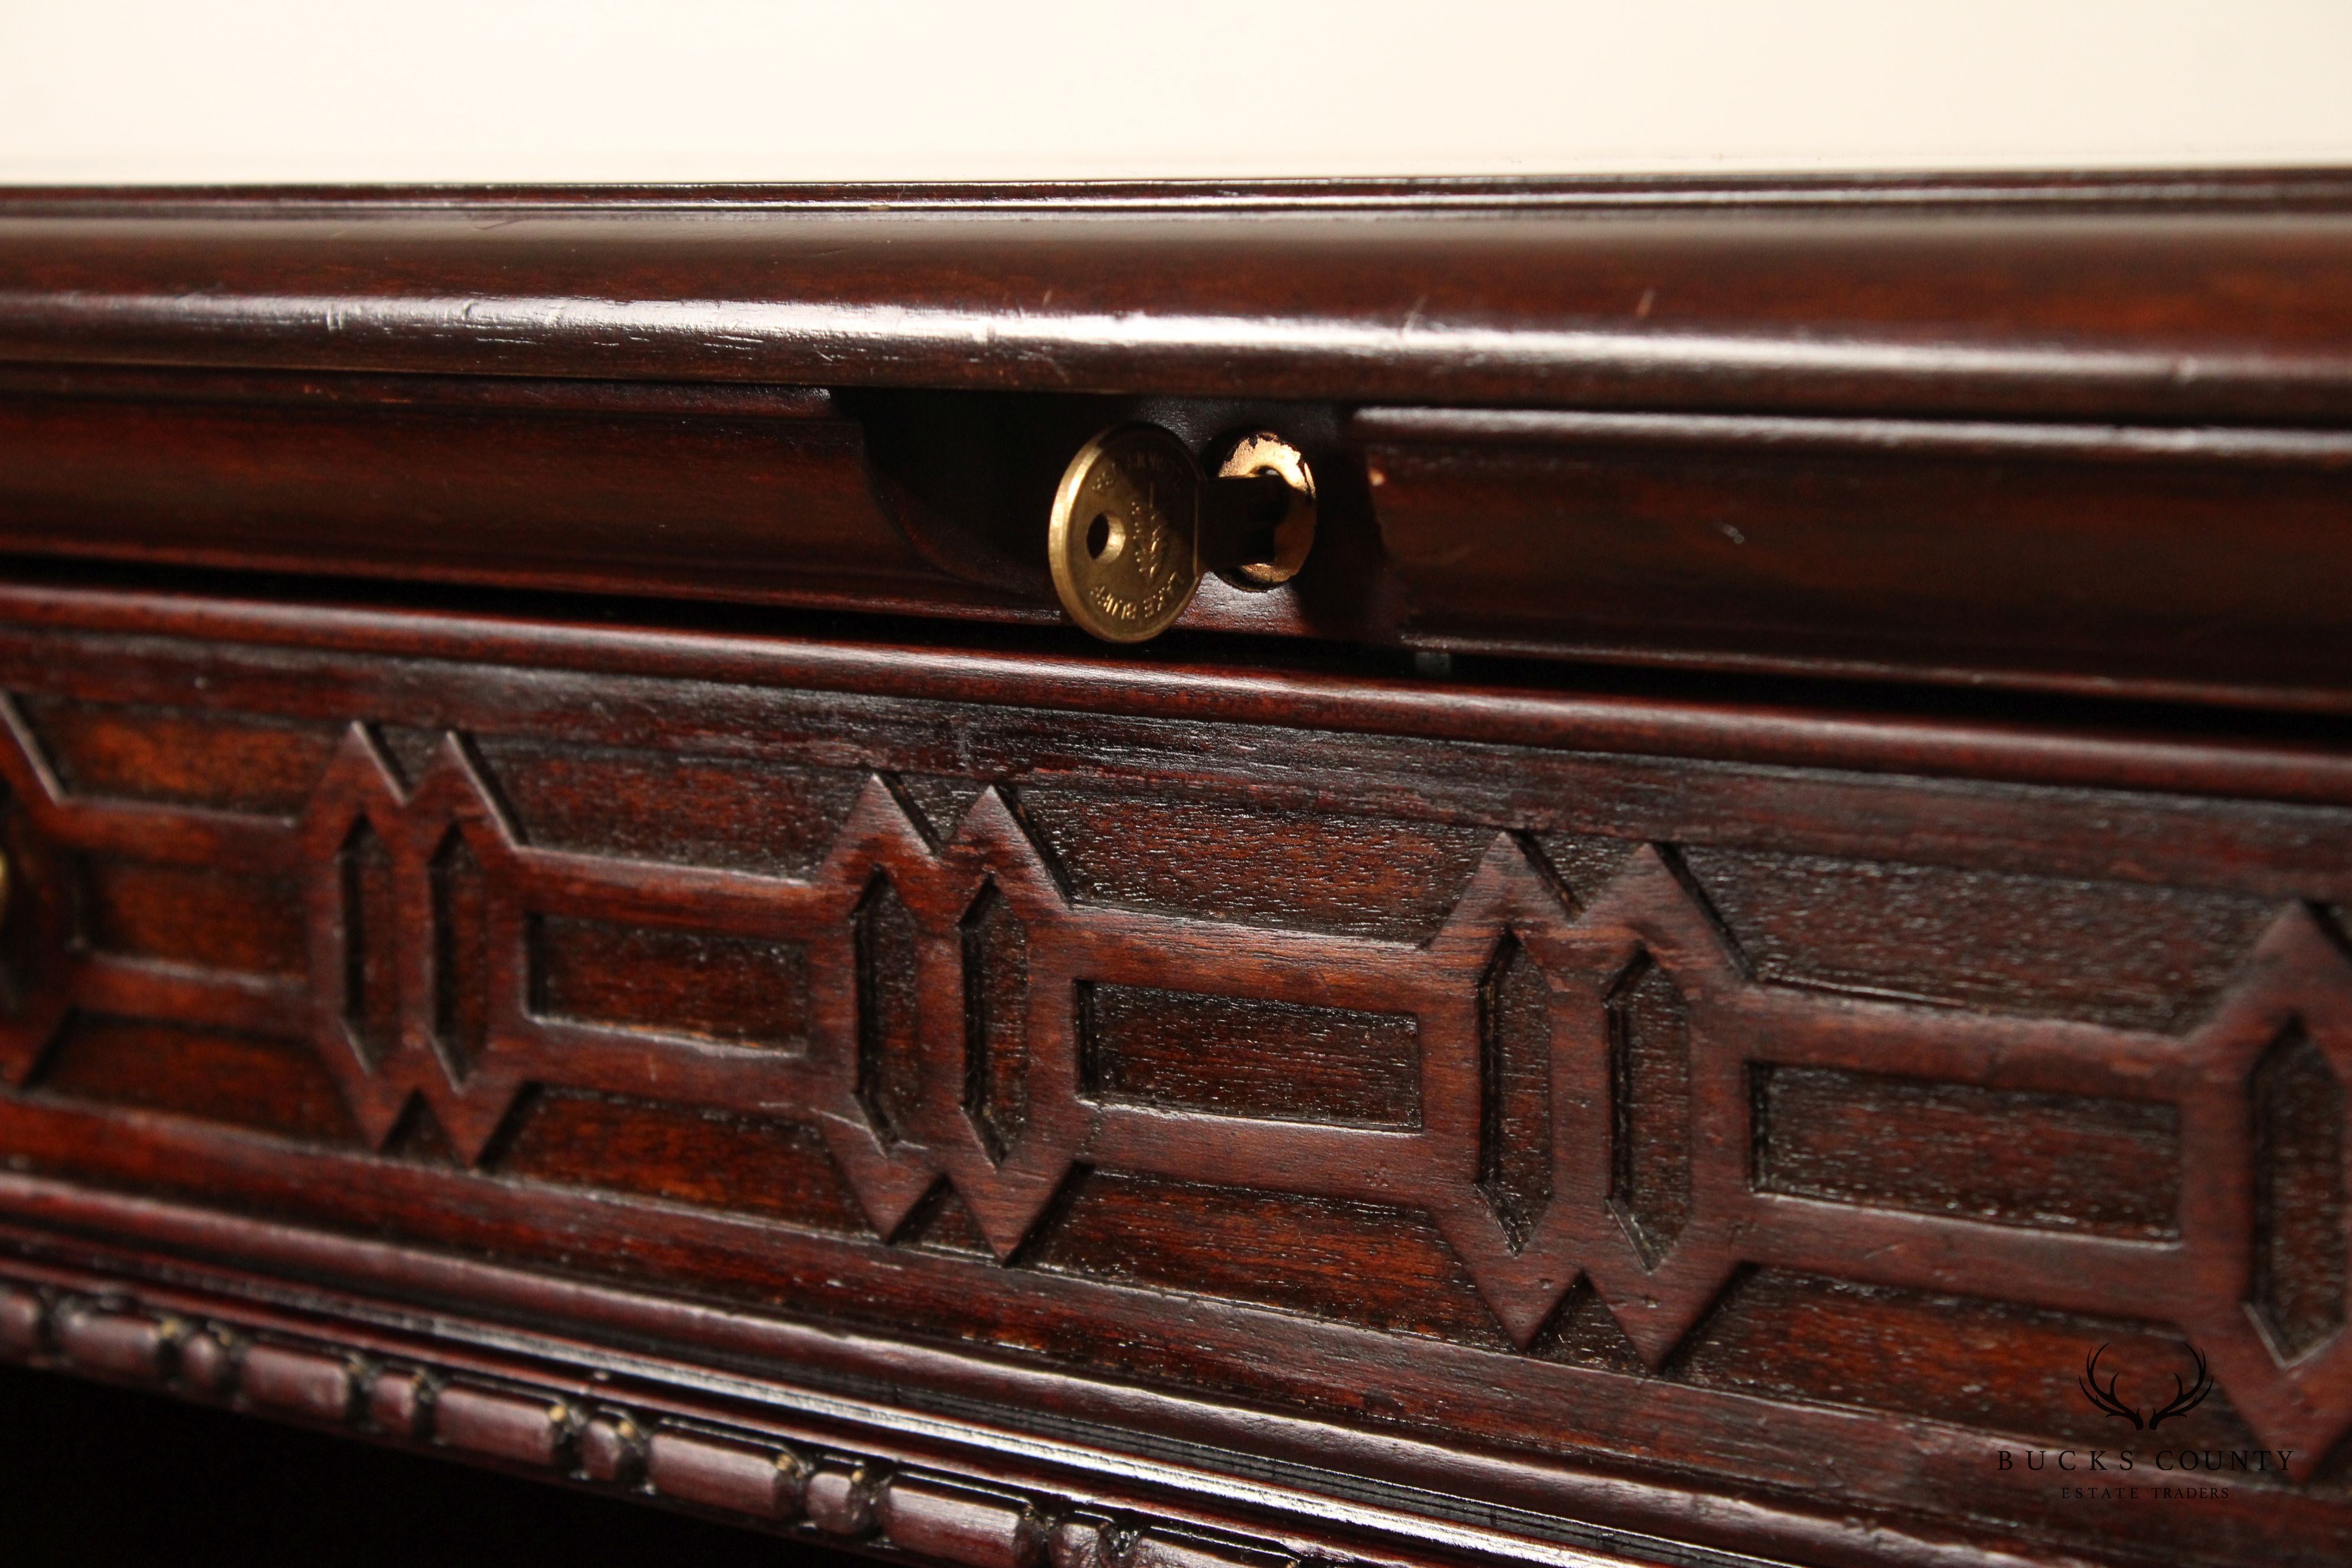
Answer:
top-left (2077, 1342), bottom-right (2213, 1429)
top-left (2147, 1343), bottom-right (2216, 1428)
top-left (2079, 1344), bottom-right (2142, 1428)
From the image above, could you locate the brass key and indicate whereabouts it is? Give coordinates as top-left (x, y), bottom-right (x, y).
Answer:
top-left (1047, 426), bottom-right (1316, 643)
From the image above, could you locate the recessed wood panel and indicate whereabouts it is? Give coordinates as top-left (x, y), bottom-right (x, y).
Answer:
top-left (1610, 956), bottom-right (1691, 1266)
top-left (491, 1089), bottom-right (869, 1234)
top-left (432, 833), bottom-right (491, 1078)
top-left (18, 698), bottom-right (338, 816)
top-left (1021, 790), bottom-right (1490, 941)
top-left (856, 877), bottom-right (922, 1142)
top-left (531, 916), bottom-right (812, 1051)
top-left (1479, 936), bottom-right (1551, 1247)
top-left (1755, 1064), bottom-right (2181, 1238)
top-left (341, 821), bottom-right (398, 1072)
top-left (1684, 847), bottom-right (2274, 1031)
top-left (1680, 1272), bottom-right (2258, 1452)
top-left (961, 881), bottom-right (1029, 1158)
top-left (1081, 984), bottom-right (1419, 1126)
top-left (2253, 1027), bottom-right (2348, 1358)
top-left (35, 1017), bottom-right (360, 1144)
top-left (76, 858), bottom-right (305, 977)
top-left (1028, 1172), bottom-right (1507, 1347)
top-left (477, 739), bottom-right (864, 876)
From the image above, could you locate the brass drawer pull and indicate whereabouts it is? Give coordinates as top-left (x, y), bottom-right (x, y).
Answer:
top-left (1047, 426), bottom-right (1316, 642)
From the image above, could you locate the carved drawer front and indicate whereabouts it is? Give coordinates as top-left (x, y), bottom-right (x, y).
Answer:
top-left (0, 587), bottom-right (2346, 1568)
top-left (12, 171), bottom-right (2352, 1568)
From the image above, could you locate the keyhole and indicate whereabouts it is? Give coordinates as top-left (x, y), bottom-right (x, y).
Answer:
top-left (1086, 512), bottom-right (1128, 563)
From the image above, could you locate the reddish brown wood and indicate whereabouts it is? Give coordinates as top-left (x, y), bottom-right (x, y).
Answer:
top-left (0, 577), bottom-right (2341, 1565)
top-left (4, 178), bottom-right (2352, 1568)
top-left (1355, 407), bottom-right (2352, 707)
top-left (51, 1302), bottom-right (174, 1380)
top-left (0, 1285), bottom-right (47, 1354)
top-left (435, 1384), bottom-right (577, 1469)
top-left (1753, 1065), bottom-right (2182, 1237)
top-left (177, 1322), bottom-right (236, 1393)
top-left (0, 370), bottom-right (1043, 618)
top-left (879, 1478), bottom-right (1043, 1568)
top-left (368, 1366), bottom-right (432, 1438)
top-left (6, 185), bottom-right (2352, 705)
top-left (805, 1466), bottom-right (883, 1540)
top-left (237, 1341), bottom-right (360, 1422)
top-left (646, 1431), bottom-right (805, 1521)
top-left (5, 186), bottom-right (2352, 423)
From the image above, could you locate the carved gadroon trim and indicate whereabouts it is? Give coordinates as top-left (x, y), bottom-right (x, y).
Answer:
top-left (0, 1276), bottom-right (1327, 1568)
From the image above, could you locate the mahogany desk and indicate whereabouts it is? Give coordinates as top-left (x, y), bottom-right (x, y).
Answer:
top-left (1, 174), bottom-right (2350, 1567)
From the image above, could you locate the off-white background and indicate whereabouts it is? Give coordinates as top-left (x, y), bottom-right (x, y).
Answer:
top-left (3, 1), bottom-right (2350, 185)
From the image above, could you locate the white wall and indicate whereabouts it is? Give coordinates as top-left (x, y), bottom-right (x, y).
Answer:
top-left (3, 0), bottom-right (2350, 185)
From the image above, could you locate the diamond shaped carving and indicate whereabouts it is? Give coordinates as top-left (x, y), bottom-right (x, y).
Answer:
top-left (853, 873), bottom-right (922, 1147)
top-left (961, 879), bottom-right (1030, 1165)
top-left (2170, 904), bottom-right (2352, 1475)
top-left (1411, 838), bottom-right (1745, 1361)
top-left (1607, 952), bottom-right (1693, 1270)
top-left (300, 726), bottom-right (528, 1161)
top-left (428, 827), bottom-right (489, 1084)
top-left (2252, 1020), bottom-right (2347, 1363)
top-left (1477, 932), bottom-right (1551, 1252)
top-left (338, 817), bottom-right (398, 1071)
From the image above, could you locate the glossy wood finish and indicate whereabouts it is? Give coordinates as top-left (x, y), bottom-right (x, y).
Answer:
top-left (4, 178), bottom-right (2352, 1568)
top-left (1356, 407), bottom-right (2352, 708)
top-left (8, 177), bottom-right (2352, 705)
top-left (0, 576), bottom-right (2343, 1567)
top-left (8, 175), bottom-right (2352, 422)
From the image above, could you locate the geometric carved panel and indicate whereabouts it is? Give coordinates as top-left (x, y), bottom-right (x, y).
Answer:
top-left (9, 659), bottom-right (2352, 1525)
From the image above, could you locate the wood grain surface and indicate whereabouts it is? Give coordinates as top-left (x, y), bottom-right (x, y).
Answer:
top-left (4, 177), bottom-right (2351, 1568)
top-left (0, 577), bottom-right (2343, 1566)
top-left (7, 179), bottom-right (2352, 705)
